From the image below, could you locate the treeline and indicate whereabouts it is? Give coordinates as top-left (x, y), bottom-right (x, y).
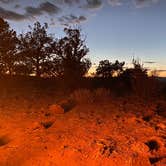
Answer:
top-left (0, 17), bottom-right (160, 93)
top-left (0, 18), bottom-right (91, 82)
top-left (0, 17), bottom-right (154, 79)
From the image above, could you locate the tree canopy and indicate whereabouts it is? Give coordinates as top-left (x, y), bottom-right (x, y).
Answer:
top-left (18, 22), bottom-right (53, 77)
top-left (0, 18), bottom-right (18, 75)
top-left (51, 28), bottom-right (91, 81)
top-left (96, 60), bottom-right (125, 78)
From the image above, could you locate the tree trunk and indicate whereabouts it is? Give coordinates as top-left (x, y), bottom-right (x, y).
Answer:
top-left (36, 58), bottom-right (40, 77)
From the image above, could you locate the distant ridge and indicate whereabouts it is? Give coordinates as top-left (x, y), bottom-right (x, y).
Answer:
top-left (157, 77), bottom-right (166, 82)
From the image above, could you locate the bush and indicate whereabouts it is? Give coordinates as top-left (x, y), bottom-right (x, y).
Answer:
top-left (69, 88), bottom-right (111, 104)
top-left (70, 89), bottom-right (94, 104)
top-left (94, 88), bottom-right (111, 101)
top-left (121, 67), bottom-right (158, 98)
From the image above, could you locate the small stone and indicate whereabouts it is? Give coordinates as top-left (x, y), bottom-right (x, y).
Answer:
top-left (41, 120), bottom-right (54, 129)
top-left (58, 99), bottom-right (75, 112)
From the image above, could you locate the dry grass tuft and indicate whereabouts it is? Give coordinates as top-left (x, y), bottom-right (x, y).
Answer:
top-left (70, 89), bottom-right (94, 104)
top-left (94, 88), bottom-right (111, 101)
top-left (70, 88), bottom-right (111, 104)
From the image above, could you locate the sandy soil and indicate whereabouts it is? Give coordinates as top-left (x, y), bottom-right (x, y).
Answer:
top-left (0, 96), bottom-right (165, 166)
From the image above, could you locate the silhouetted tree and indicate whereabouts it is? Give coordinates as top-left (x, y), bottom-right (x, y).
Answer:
top-left (18, 22), bottom-right (53, 77)
top-left (14, 63), bottom-right (33, 76)
top-left (132, 58), bottom-right (147, 75)
top-left (52, 28), bottom-right (91, 83)
top-left (122, 58), bottom-right (150, 96)
top-left (40, 57), bottom-right (64, 78)
top-left (123, 58), bottom-right (148, 81)
top-left (96, 60), bottom-right (125, 78)
top-left (0, 18), bottom-right (18, 75)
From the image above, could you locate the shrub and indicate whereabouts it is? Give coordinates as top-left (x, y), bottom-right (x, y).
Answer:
top-left (94, 88), bottom-right (111, 101)
top-left (70, 89), bottom-right (94, 104)
top-left (69, 88), bottom-right (111, 104)
top-left (121, 59), bottom-right (159, 99)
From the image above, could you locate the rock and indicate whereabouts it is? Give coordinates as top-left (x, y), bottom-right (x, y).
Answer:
top-left (0, 135), bottom-right (10, 147)
top-left (58, 99), bottom-right (76, 112)
top-left (149, 156), bottom-right (166, 165)
top-left (142, 109), bottom-right (155, 121)
top-left (49, 104), bottom-right (65, 114)
top-left (145, 140), bottom-right (160, 152)
top-left (41, 120), bottom-right (54, 129)
top-left (142, 116), bottom-right (151, 122)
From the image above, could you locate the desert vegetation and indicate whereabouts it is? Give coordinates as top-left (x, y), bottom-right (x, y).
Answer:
top-left (0, 17), bottom-right (166, 165)
top-left (0, 18), bottom-right (164, 96)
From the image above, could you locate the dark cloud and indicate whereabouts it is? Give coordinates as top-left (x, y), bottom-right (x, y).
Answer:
top-left (0, 0), bottom-right (13, 3)
top-left (134, 0), bottom-right (159, 8)
top-left (40, 2), bottom-right (61, 15)
top-left (53, 0), bottom-right (80, 5)
top-left (79, 15), bottom-right (87, 21)
top-left (107, 0), bottom-right (160, 7)
top-left (14, 4), bottom-right (21, 8)
top-left (0, 1), bottom-right (61, 21)
top-left (144, 61), bottom-right (156, 64)
top-left (25, 6), bottom-right (43, 16)
top-left (59, 14), bottom-right (87, 25)
top-left (0, 7), bottom-right (28, 21)
top-left (0, 0), bottom-right (160, 23)
top-left (63, 0), bottom-right (80, 5)
top-left (25, 2), bottom-right (61, 16)
top-left (108, 0), bottom-right (122, 6)
top-left (84, 0), bottom-right (102, 9)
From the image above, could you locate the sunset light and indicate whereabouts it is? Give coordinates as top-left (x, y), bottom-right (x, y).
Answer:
top-left (0, 0), bottom-right (166, 165)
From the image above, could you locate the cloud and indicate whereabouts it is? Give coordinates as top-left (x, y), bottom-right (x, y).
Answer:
top-left (0, 0), bottom-right (13, 3)
top-left (0, 0), bottom-right (161, 23)
top-left (0, 1), bottom-right (61, 21)
top-left (59, 14), bottom-right (87, 26)
top-left (107, 0), bottom-right (160, 8)
top-left (134, 0), bottom-right (159, 8)
top-left (50, 18), bottom-right (56, 26)
top-left (108, 0), bottom-right (122, 6)
top-left (0, 7), bottom-right (28, 21)
top-left (156, 69), bottom-right (166, 72)
top-left (51, 0), bottom-right (80, 6)
top-left (83, 0), bottom-right (102, 10)
top-left (25, 6), bottom-right (42, 16)
top-left (40, 2), bottom-right (61, 15)
top-left (79, 15), bottom-right (87, 21)
top-left (63, 0), bottom-right (80, 5)
top-left (25, 2), bottom-right (61, 17)
top-left (14, 4), bottom-right (21, 8)
top-left (144, 61), bottom-right (156, 64)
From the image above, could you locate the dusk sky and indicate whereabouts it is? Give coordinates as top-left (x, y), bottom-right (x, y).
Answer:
top-left (0, 0), bottom-right (166, 76)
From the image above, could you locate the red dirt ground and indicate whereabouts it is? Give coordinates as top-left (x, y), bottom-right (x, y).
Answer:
top-left (0, 96), bottom-right (165, 166)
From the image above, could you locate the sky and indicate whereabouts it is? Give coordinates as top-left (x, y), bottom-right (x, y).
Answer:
top-left (0, 0), bottom-right (166, 76)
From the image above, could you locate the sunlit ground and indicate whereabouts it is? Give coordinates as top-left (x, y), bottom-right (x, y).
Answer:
top-left (0, 89), bottom-right (165, 166)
